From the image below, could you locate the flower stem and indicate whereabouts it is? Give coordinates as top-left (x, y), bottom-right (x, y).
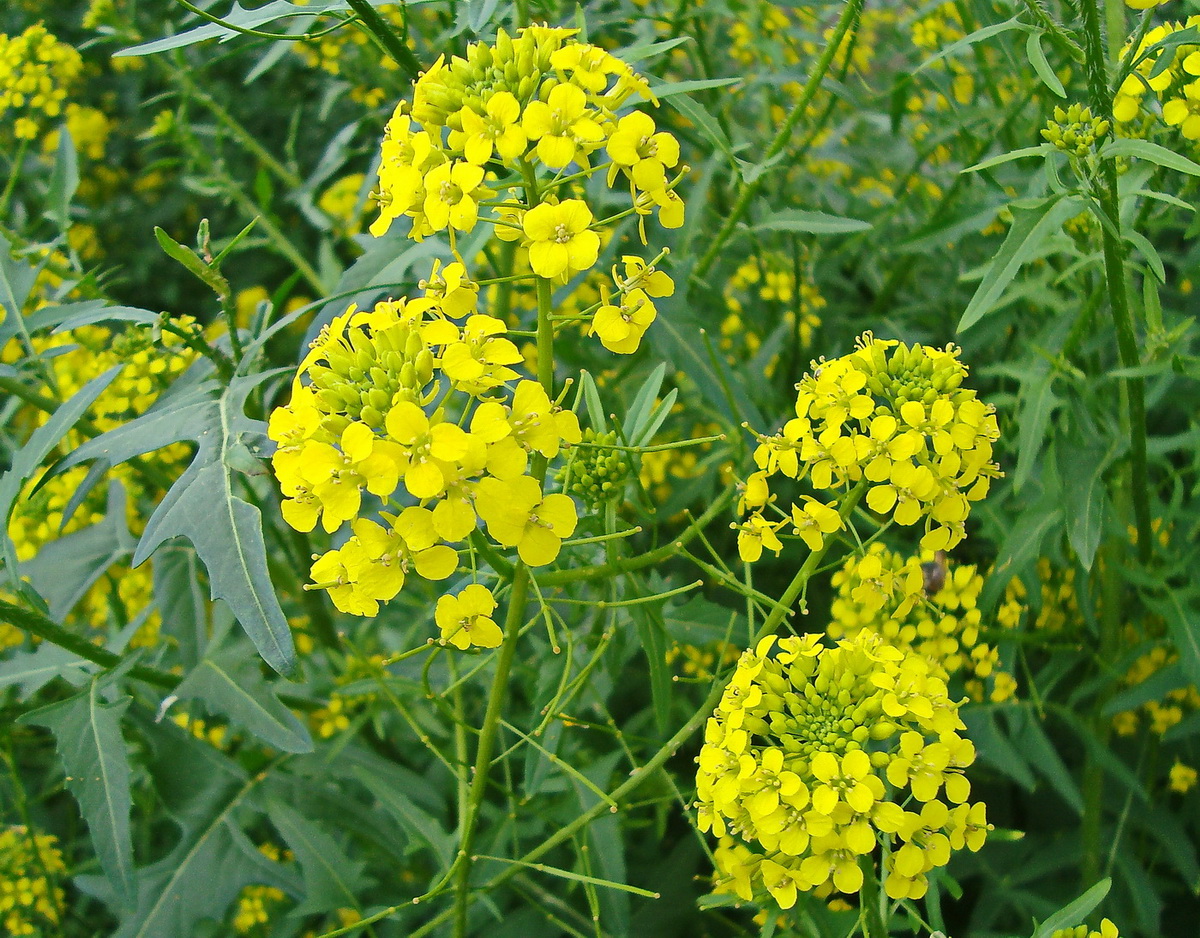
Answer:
top-left (344, 0), bottom-right (421, 80)
top-left (1078, 0), bottom-right (1153, 563)
top-left (692, 0), bottom-right (864, 281)
top-left (858, 854), bottom-right (889, 938)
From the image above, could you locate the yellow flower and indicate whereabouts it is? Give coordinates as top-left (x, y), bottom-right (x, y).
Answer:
top-left (591, 288), bottom-right (656, 354)
top-left (385, 401), bottom-right (474, 499)
top-left (475, 475), bottom-right (578, 565)
top-left (521, 82), bottom-right (605, 168)
top-left (790, 497), bottom-right (843, 551)
top-left (1163, 82), bottom-right (1200, 140)
top-left (422, 160), bottom-right (488, 233)
top-left (289, 423), bottom-right (402, 533)
top-left (522, 199), bottom-right (601, 280)
top-left (455, 91), bottom-right (527, 165)
top-left (736, 512), bottom-right (783, 562)
top-left (437, 584), bottom-right (502, 649)
top-left (1170, 761), bottom-right (1198, 793)
top-left (606, 110), bottom-right (681, 192)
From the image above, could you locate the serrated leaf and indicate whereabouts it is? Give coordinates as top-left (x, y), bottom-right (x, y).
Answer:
top-left (47, 374), bottom-right (296, 673)
top-left (268, 800), bottom-right (370, 916)
top-left (0, 643), bottom-right (91, 698)
top-left (1032, 878), bottom-right (1111, 937)
top-left (753, 208), bottom-right (871, 235)
top-left (21, 681), bottom-right (135, 905)
top-left (666, 92), bottom-right (738, 165)
top-left (353, 765), bottom-right (454, 869)
top-left (958, 196), bottom-right (1083, 331)
top-left (173, 650), bottom-right (311, 752)
top-left (113, 724), bottom-right (273, 938)
top-left (0, 365), bottom-right (122, 584)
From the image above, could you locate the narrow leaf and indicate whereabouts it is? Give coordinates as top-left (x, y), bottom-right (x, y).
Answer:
top-left (1145, 592), bottom-right (1200, 689)
top-left (754, 208), bottom-right (871, 234)
top-left (1102, 137), bottom-right (1200, 176)
top-left (1026, 31), bottom-right (1066, 97)
top-left (666, 93), bottom-right (738, 164)
top-left (1033, 879), bottom-right (1112, 937)
top-left (268, 800), bottom-right (369, 917)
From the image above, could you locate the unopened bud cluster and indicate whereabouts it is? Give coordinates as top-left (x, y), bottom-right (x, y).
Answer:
top-left (1041, 104), bottom-right (1109, 156)
top-left (556, 429), bottom-right (630, 508)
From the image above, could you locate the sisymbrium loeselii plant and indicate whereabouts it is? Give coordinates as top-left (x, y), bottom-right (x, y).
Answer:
top-left (3, 2), bottom-right (1199, 938)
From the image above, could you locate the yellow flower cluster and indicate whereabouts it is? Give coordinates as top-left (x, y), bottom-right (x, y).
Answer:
top-left (268, 267), bottom-right (581, 628)
top-left (748, 334), bottom-right (1000, 556)
top-left (828, 545), bottom-right (1018, 704)
top-left (1112, 645), bottom-right (1200, 737)
top-left (1114, 17), bottom-right (1200, 139)
top-left (369, 26), bottom-right (683, 355)
top-left (0, 826), bottom-right (66, 936)
top-left (231, 843), bottom-right (291, 934)
top-left (696, 631), bottom-right (989, 909)
top-left (719, 253), bottom-right (824, 374)
top-left (1170, 761), bottom-right (1197, 793)
top-left (0, 24), bottom-right (83, 141)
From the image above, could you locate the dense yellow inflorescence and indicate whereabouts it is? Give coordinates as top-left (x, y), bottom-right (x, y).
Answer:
top-left (0, 24), bottom-right (83, 141)
top-left (696, 631), bottom-right (990, 909)
top-left (0, 826), bottom-right (67, 936)
top-left (1113, 16), bottom-right (1200, 139)
top-left (743, 334), bottom-right (1001, 562)
top-left (828, 544), bottom-right (1018, 703)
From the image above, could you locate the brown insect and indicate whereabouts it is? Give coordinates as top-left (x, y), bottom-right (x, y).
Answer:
top-left (922, 550), bottom-right (949, 596)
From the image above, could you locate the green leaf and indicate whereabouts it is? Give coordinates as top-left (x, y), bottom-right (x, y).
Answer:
top-left (1103, 662), bottom-right (1184, 715)
top-left (1145, 592), bottom-right (1200, 690)
top-left (267, 800), bottom-right (370, 917)
top-left (152, 543), bottom-right (210, 668)
top-left (172, 650), bottom-right (312, 753)
top-left (1014, 371), bottom-right (1059, 494)
top-left (578, 369), bottom-right (608, 433)
top-left (1032, 878), bottom-right (1111, 937)
top-left (629, 583), bottom-right (672, 736)
top-left (622, 363), bottom-right (667, 444)
top-left (916, 17), bottom-right (1022, 72)
top-left (753, 208), bottom-right (871, 235)
top-left (20, 481), bottom-right (135, 619)
top-left (958, 196), bottom-right (1083, 331)
top-left (0, 366), bottom-right (122, 586)
top-left (1055, 433), bottom-right (1107, 571)
top-left (117, 1), bottom-right (356, 55)
top-left (0, 232), bottom-right (38, 336)
top-left (1125, 228), bottom-right (1165, 282)
top-left (650, 77), bottom-right (741, 99)
top-left (960, 708), bottom-right (1036, 791)
top-left (1100, 137), bottom-right (1200, 176)
top-left (21, 681), bottom-right (135, 905)
top-left (666, 93), bottom-right (738, 165)
top-left (617, 36), bottom-right (689, 64)
top-left (1026, 30), bottom-right (1066, 97)
top-left (47, 127), bottom-right (80, 230)
top-left (47, 374), bottom-right (296, 674)
top-left (109, 721), bottom-right (274, 938)
top-left (1006, 709), bottom-right (1084, 815)
top-left (961, 144), bottom-right (1053, 174)
top-left (154, 227), bottom-right (231, 301)
top-left (353, 765), bottom-right (455, 869)
top-left (0, 643), bottom-right (91, 699)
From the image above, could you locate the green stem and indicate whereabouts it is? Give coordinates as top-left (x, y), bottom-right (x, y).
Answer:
top-left (344, 0), bottom-right (421, 80)
top-left (691, 0), bottom-right (864, 281)
top-left (452, 564), bottom-right (531, 938)
top-left (1078, 0), bottom-right (1153, 563)
top-left (858, 854), bottom-right (888, 938)
top-left (0, 137), bottom-right (30, 219)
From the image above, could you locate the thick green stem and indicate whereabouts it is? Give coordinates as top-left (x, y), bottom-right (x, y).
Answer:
top-left (1078, 0), bottom-right (1152, 563)
top-left (691, 0), bottom-right (864, 281)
